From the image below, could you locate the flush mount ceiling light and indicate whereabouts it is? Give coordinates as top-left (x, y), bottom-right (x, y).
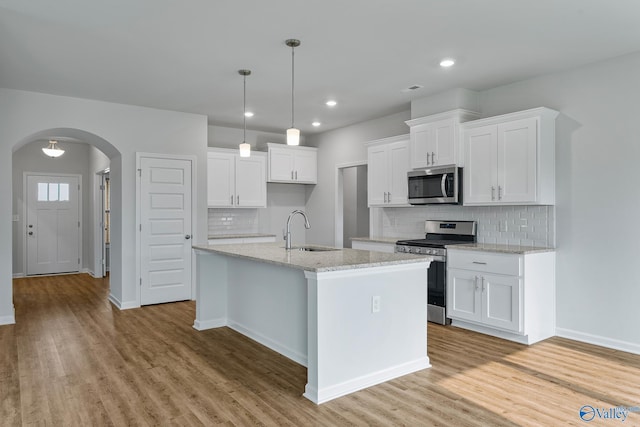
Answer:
top-left (325, 100), bottom-right (337, 107)
top-left (440, 58), bottom-right (455, 68)
top-left (42, 140), bottom-right (65, 158)
top-left (238, 69), bottom-right (251, 158)
top-left (285, 38), bottom-right (301, 146)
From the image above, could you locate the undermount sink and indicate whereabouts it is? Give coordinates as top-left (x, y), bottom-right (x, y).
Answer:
top-left (292, 246), bottom-right (339, 252)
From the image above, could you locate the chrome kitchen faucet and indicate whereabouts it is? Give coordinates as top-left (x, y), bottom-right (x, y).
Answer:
top-left (284, 210), bottom-right (310, 250)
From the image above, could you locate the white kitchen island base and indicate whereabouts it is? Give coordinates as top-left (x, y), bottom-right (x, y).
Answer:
top-left (193, 245), bottom-right (431, 404)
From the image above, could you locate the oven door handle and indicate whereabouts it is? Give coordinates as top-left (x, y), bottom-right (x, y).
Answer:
top-left (441, 174), bottom-right (447, 197)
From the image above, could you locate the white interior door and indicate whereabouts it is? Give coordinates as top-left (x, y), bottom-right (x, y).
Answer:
top-left (140, 157), bottom-right (193, 305)
top-left (26, 175), bottom-right (81, 275)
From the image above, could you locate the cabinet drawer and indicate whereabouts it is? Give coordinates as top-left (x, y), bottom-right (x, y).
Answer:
top-left (448, 250), bottom-right (522, 276)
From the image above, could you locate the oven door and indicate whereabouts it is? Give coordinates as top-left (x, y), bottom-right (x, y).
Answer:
top-left (407, 166), bottom-right (459, 205)
top-left (427, 259), bottom-right (450, 325)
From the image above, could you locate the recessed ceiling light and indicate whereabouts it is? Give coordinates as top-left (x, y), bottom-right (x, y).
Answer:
top-left (244, 111), bottom-right (254, 118)
top-left (440, 58), bottom-right (455, 68)
top-left (325, 100), bottom-right (337, 107)
top-left (312, 121), bottom-right (321, 127)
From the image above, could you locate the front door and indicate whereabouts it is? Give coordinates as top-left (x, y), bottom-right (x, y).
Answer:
top-left (139, 156), bottom-right (193, 305)
top-left (26, 174), bottom-right (81, 275)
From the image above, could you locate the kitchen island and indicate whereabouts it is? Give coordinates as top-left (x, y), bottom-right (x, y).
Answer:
top-left (192, 242), bottom-right (431, 404)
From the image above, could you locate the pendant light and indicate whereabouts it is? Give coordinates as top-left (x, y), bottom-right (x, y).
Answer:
top-left (238, 69), bottom-right (251, 157)
top-left (285, 39), bottom-right (301, 146)
top-left (42, 140), bottom-right (65, 158)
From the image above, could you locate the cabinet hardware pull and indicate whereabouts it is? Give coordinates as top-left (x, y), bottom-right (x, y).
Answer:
top-left (388, 192), bottom-right (391, 202)
top-left (291, 171), bottom-right (294, 180)
top-left (475, 276), bottom-right (479, 291)
top-left (481, 276), bottom-right (485, 292)
top-left (432, 152), bottom-right (436, 164)
top-left (472, 261), bottom-right (487, 265)
top-left (383, 192), bottom-right (387, 203)
top-left (426, 153), bottom-right (430, 165)
top-left (230, 195), bottom-right (234, 205)
top-left (498, 185), bottom-right (502, 200)
top-left (491, 186), bottom-right (496, 201)
top-left (295, 171), bottom-right (298, 180)
top-left (237, 195), bottom-right (239, 205)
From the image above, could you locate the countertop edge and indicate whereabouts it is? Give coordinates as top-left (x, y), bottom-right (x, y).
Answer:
top-left (446, 243), bottom-right (556, 255)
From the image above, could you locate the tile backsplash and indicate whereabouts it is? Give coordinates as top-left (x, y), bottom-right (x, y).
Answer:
top-left (376, 205), bottom-right (555, 247)
top-left (208, 209), bottom-right (259, 236)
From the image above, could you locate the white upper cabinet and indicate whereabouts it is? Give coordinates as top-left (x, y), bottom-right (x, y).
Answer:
top-left (207, 149), bottom-right (266, 208)
top-left (462, 107), bottom-right (559, 206)
top-left (267, 143), bottom-right (317, 184)
top-left (366, 135), bottom-right (410, 207)
top-left (405, 109), bottom-right (480, 169)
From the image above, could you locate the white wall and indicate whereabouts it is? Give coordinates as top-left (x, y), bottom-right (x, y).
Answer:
top-left (305, 110), bottom-right (411, 245)
top-left (12, 141), bottom-right (93, 275)
top-left (306, 51), bottom-right (640, 352)
top-left (478, 51), bottom-right (640, 351)
top-left (0, 89), bottom-right (208, 320)
top-left (89, 146), bottom-right (110, 277)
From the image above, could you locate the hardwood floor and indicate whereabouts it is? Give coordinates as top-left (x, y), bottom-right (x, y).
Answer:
top-left (2, 274), bottom-right (639, 426)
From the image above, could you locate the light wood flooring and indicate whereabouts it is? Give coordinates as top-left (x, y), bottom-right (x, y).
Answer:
top-left (2, 274), bottom-right (639, 426)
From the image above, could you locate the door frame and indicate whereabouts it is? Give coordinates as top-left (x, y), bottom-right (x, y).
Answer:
top-left (334, 161), bottom-right (367, 248)
top-left (135, 152), bottom-right (198, 307)
top-left (23, 172), bottom-right (83, 276)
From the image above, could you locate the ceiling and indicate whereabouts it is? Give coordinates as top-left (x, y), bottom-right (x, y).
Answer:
top-left (1, 0), bottom-right (640, 135)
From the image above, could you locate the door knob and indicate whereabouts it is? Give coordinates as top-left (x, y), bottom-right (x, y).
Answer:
top-left (28, 231), bottom-right (33, 236)
top-left (185, 234), bottom-right (191, 240)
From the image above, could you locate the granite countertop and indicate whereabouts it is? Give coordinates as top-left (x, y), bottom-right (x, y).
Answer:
top-left (447, 243), bottom-right (555, 255)
top-left (193, 242), bottom-right (430, 273)
top-left (351, 237), bottom-right (402, 244)
top-left (208, 233), bottom-right (277, 240)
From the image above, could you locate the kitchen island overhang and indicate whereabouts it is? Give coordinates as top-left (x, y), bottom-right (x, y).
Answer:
top-left (193, 243), bottom-right (432, 404)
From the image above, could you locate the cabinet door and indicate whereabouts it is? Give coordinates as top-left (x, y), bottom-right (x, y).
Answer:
top-left (481, 273), bottom-right (522, 332)
top-left (447, 268), bottom-right (482, 323)
top-left (432, 118), bottom-right (456, 167)
top-left (293, 150), bottom-right (317, 183)
top-left (268, 148), bottom-right (294, 182)
top-left (464, 125), bottom-right (498, 204)
top-left (410, 124), bottom-right (431, 169)
top-left (367, 145), bottom-right (389, 206)
top-left (388, 141), bottom-right (409, 205)
top-left (207, 152), bottom-right (235, 207)
top-left (497, 118), bottom-right (537, 203)
top-left (235, 156), bottom-right (266, 207)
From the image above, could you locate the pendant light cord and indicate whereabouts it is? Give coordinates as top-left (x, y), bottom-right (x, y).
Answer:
top-left (243, 73), bottom-right (247, 143)
top-left (291, 44), bottom-right (295, 128)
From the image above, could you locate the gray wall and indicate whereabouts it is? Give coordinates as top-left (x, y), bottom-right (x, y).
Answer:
top-left (342, 165), bottom-right (369, 248)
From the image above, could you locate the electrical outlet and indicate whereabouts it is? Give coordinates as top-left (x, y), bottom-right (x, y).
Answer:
top-left (371, 295), bottom-right (381, 313)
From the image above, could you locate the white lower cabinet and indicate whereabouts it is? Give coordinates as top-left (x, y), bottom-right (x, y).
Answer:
top-left (447, 248), bottom-right (554, 344)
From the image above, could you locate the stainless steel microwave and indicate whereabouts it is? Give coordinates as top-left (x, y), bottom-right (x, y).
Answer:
top-left (407, 166), bottom-right (462, 205)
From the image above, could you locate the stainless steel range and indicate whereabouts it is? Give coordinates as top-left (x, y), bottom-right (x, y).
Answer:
top-left (395, 220), bottom-right (477, 325)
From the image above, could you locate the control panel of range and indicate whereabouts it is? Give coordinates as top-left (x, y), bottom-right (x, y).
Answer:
top-left (395, 245), bottom-right (445, 257)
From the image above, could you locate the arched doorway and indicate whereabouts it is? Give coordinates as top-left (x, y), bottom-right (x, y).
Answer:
top-left (12, 128), bottom-right (121, 301)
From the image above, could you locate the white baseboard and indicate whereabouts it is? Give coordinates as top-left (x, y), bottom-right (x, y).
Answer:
top-left (304, 357), bottom-right (431, 405)
top-left (556, 327), bottom-right (640, 355)
top-left (193, 318), bottom-right (227, 331)
top-left (12, 273), bottom-right (24, 279)
top-left (108, 294), bottom-right (139, 310)
top-left (0, 305), bottom-right (16, 325)
top-left (227, 321), bottom-right (308, 367)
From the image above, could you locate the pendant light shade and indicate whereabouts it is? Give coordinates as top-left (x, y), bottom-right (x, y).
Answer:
top-left (238, 69), bottom-right (252, 157)
top-left (285, 39), bottom-right (301, 146)
top-left (42, 140), bottom-right (65, 158)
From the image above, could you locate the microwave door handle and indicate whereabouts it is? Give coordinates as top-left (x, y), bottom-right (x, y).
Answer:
top-left (441, 174), bottom-right (447, 197)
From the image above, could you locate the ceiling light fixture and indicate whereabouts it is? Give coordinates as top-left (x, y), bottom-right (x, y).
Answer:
top-left (238, 69), bottom-right (252, 157)
top-left (440, 58), bottom-right (455, 68)
top-left (285, 39), bottom-right (301, 146)
top-left (42, 140), bottom-right (65, 158)
top-left (326, 100), bottom-right (337, 107)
